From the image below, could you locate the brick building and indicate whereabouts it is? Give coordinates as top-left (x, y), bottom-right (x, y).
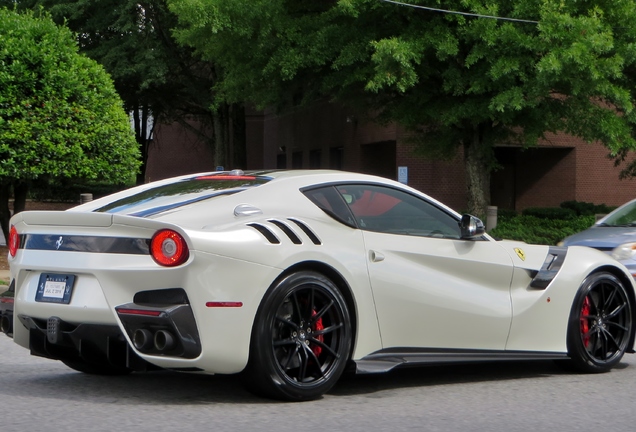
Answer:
top-left (146, 101), bottom-right (636, 212)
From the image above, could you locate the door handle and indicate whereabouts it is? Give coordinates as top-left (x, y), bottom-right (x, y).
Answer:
top-left (370, 251), bottom-right (385, 262)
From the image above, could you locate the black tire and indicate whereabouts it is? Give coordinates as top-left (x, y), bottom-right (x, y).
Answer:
top-left (243, 271), bottom-right (352, 401)
top-left (61, 358), bottom-right (132, 376)
top-left (565, 272), bottom-right (633, 373)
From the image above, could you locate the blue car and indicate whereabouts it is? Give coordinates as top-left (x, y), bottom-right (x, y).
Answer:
top-left (561, 198), bottom-right (636, 278)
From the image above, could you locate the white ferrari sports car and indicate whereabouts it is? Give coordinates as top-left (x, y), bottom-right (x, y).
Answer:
top-left (1, 169), bottom-right (635, 401)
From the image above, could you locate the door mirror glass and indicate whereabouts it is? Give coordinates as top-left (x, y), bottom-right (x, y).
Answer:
top-left (460, 214), bottom-right (485, 239)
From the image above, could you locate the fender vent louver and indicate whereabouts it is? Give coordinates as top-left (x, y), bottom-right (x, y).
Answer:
top-left (287, 218), bottom-right (321, 245)
top-left (247, 223), bottom-right (280, 244)
top-left (530, 246), bottom-right (567, 289)
top-left (269, 220), bottom-right (302, 244)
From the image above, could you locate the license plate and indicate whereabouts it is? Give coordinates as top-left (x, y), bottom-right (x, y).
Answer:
top-left (35, 273), bottom-right (76, 304)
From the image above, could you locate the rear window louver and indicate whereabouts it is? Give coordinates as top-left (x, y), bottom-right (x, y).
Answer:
top-left (247, 218), bottom-right (321, 245)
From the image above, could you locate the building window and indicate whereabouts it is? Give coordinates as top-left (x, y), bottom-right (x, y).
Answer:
top-left (330, 147), bottom-right (343, 170)
top-left (310, 150), bottom-right (321, 169)
top-left (292, 152), bottom-right (303, 169)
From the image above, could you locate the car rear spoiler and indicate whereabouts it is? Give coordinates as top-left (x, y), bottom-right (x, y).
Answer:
top-left (11, 210), bottom-right (181, 230)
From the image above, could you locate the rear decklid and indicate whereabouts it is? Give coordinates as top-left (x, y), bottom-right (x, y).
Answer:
top-left (9, 211), bottom-right (188, 258)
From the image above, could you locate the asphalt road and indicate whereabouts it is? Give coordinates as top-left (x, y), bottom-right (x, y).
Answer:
top-left (1, 335), bottom-right (636, 432)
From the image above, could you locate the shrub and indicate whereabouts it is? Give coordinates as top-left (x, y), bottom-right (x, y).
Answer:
top-left (495, 208), bottom-right (518, 220)
top-left (489, 214), bottom-right (595, 245)
top-left (560, 200), bottom-right (615, 216)
top-left (522, 207), bottom-right (576, 220)
top-left (28, 179), bottom-right (131, 202)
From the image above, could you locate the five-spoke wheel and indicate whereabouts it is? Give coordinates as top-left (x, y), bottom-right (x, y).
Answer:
top-left (566, 272), bottom-right (633, 372)
top-left (243, 271), bottom-right (352, 401)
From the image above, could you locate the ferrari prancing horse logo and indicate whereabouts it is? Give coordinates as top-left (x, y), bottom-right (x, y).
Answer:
top-left (514, 247), bottom-right (526, 261)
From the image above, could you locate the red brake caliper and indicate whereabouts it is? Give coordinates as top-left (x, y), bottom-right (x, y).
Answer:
top-left (311, 310), bottom-right (324, 356)
top-left (580, 296), bottom-right (591, 348)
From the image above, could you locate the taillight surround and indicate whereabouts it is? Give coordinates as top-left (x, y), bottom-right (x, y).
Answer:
top-left (8, 226), bottom-right (19, 257)
top-left (150, 229), bottom-right (189, 267)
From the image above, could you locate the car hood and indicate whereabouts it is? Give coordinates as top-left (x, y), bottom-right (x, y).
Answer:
top-left (562, 226), bottom-right (636, 249)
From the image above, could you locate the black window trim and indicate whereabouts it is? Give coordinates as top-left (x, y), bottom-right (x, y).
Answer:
top-left (301, 181), bottom-right (487, 241)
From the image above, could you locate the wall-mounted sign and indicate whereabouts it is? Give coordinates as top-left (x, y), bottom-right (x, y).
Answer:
top-left (398, 166), bottom-right (408, 184)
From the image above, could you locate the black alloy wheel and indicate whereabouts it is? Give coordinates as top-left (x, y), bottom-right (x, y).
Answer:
top-left (566, 272), bottom-right (633, 373)
top-left (243, 271), bottom-right (352, 401)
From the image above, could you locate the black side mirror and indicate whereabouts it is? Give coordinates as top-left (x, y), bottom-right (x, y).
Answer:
top-left (459, 214), bottom-right (485, 239)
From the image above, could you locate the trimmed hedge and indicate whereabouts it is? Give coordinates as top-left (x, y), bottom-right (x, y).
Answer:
top-left (490, 201), bottom-right (614, 245)
top-left (490, 214), bottom-right (595, 245)
top-left (560, 200), bottom-right (615, 216)
top-left (28, 180), bottom-right (132, 202)
top-left (522, 207), bottom-right (576, 220)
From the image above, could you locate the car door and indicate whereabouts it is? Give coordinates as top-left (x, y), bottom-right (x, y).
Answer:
top-left (337, 184), bottom-right (515, 351)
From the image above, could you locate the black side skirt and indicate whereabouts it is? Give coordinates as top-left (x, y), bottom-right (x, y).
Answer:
top-left (355, 347), bottom-right (568, 374)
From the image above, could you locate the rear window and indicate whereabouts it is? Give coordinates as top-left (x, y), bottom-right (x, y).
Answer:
top-left (95, 174), bottom-right (270, 216)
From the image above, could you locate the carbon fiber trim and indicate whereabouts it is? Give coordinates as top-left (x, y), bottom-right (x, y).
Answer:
top-left (355, 347), bottom-right (568, 374)
top-left (530, 246), bottom-right (567, 289)
top-left (20, 234), bottom-right (150, 255)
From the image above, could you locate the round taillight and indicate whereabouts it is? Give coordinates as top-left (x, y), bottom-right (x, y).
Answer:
top-left (8, 226), bottom-right (19, 257)
top-left (150, 229), bottom-right (189, 267)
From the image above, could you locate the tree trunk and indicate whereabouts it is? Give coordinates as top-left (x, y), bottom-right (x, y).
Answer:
top-left (12, 182), bottom-right (28, 214)
top-left (213, 103), bottom-right (230, 169)
top-left (463, 126), bottom-right (492, 219)
top-left (231, 103), bottom-right (246, 169)
top-left (133, 105), bottom-right (153, 185)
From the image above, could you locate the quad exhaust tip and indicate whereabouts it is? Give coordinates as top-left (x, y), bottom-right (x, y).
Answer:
top-left (0, 315), bottom-right (11, 334)
top-left (132, 328), bottom-right (176, 352)
top-left (132, 328), bottom-right (153, 350)
top-left (154, 329), bottom-right (176, 351)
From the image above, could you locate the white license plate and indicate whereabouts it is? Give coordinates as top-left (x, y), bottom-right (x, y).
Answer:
top-left (35, 273), bottom-right (76, 304)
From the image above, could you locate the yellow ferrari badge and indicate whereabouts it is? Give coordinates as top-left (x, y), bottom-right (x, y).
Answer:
top-left (514, 248), bottom-right (526, 261)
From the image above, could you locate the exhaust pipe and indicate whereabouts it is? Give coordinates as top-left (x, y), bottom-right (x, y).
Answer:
top-left (132, 329), bottom-right (153, 350)
top-left (154, 330), bottom-right (176, 351)
top-left (0, 315), bottom-right (12, 335)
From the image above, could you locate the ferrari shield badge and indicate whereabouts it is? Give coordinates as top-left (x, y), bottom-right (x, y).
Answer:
top-left (514, 247), bottom-right (526, 261)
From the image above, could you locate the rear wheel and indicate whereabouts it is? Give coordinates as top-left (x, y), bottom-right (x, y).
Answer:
top-left (243, 271), bottom-right (352, 401)
top-left (566, 272), bottom-right (633, 373)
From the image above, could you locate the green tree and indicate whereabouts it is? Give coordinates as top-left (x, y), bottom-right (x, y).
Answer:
top-left (0, 8), bottom-right (140, 238)
top-left (169, 0), bottom-right (636, 216)
top-left (20, 0), bottom-right (245, 182)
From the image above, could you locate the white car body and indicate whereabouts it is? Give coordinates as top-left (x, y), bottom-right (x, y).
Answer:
top-left (3, 170), bottom-right (635, 400)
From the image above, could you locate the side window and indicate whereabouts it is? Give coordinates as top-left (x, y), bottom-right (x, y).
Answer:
top-left (303, 186), bottom-right (356, 227)
top-left (336, 184), bottom-right (461, 239)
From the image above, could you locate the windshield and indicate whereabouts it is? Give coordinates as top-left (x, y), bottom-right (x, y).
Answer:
top-left (599, 200), bottom-right (636, 227)
top-left (94, 174), bottom-right (271, 217)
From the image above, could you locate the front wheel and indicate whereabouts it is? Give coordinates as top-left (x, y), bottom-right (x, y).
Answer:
top-left (243, 271), bottom-right (352, 401)
top-left (565, 272), bottom-right (633, 373)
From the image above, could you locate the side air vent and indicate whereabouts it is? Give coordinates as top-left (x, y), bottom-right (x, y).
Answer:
top-left (530, 246), bottom-right (567, 289)
top-left (268, 220), bottom-right (302, 245)
top-left (247, 223), bottom-right (280, 244)
top-left (287, 218), bottom-right (322, 245)
top-left (247, 219), bottom-right (321, 246)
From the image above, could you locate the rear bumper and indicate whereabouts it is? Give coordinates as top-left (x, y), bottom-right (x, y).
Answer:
top-left (19, 315), bottom-right (152, 371)
top-left (0, 280), bottom-right (15, 336)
